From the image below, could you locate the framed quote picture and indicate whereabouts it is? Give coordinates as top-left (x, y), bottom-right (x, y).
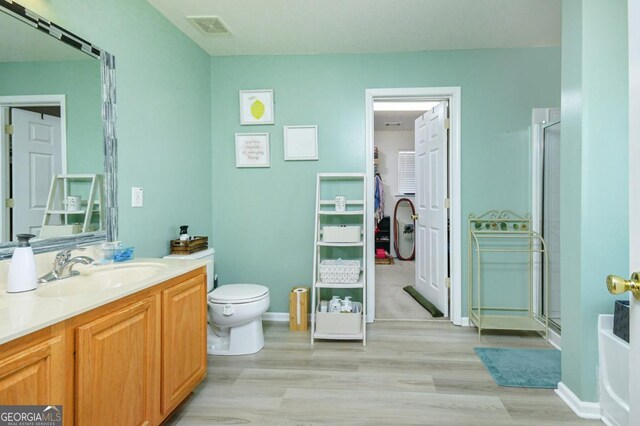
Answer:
top-left (235, 133), bottom-right (270, 167)
top-left (284, 125), bottom-right (318, 161)
top-left (239, 89), bottom-right (274, 125)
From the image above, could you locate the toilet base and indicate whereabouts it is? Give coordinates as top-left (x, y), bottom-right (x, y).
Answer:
top-left (207, 317), bottom-right (265, 356)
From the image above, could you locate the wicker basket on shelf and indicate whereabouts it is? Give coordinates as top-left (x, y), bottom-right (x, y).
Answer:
top-left (318, 259), bottom-right (360, 284)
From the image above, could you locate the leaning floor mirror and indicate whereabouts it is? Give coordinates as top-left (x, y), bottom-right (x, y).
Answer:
top-left (0, 0), bottom-right (117, 259)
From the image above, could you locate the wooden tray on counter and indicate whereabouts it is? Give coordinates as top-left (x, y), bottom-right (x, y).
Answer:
top-left (170, 236), bottom-right (208, 255)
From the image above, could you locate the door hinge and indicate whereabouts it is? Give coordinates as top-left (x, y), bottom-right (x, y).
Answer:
top-left (5, 198), bottom-right (14, 208)
top-left (444, 198), bottom-right (451, 209)
top-left (445, 277), bottom-right (452, 288)
top-left (4, 124), bottom-right (14, 135)
top-left (444, 118), bottom-right (451, 130)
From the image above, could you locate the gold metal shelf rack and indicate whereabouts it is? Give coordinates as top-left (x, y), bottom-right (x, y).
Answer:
top-left (468, 210), bottom-right (549, 338)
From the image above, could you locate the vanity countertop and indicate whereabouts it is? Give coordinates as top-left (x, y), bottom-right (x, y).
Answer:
top-left (0, 258), bottom-right (209, 345)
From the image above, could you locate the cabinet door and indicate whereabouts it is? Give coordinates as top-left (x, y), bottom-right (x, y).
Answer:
top-left (76, 297), bottom-right (158, 426)
top-left (161, 274), bottom-right (206, 415)
top-left (0, 330), bottom-right (65, 406)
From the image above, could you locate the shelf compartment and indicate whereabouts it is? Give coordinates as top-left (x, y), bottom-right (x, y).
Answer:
top-left (313, 332), bottom-right (364, 340)
top-left (318, 210), bottom-right (364, 216)
top-left (316, 275), bottom-right (364, 289)
top-left (319, 199), bottom-right (364, 205)
top-left (317, 241), bottom-right (364, 247)
top-left (469, 313), bottom-right (547, 332)
top-left (315, 310), bottom-right (362, 336)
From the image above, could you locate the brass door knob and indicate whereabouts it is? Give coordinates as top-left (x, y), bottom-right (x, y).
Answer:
top-left (606, 272), bottom-right (640, 301)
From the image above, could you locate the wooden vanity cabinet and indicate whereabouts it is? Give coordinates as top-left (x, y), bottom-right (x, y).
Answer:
top-left (161, 275), bottom-right (207, 416)
top-left (0, 266), bottom-right (207, 426)
top-left (0, 323), bottom-right (66, 407)
top-left (75, 296), bottom-right (159, 426)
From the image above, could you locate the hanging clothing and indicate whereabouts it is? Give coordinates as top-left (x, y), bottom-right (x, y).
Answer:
top-left (374, 174), bottom-right (384, 223)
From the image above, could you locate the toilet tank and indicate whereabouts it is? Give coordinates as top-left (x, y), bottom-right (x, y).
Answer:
top-left (163, 248), bottom-right (215, 292)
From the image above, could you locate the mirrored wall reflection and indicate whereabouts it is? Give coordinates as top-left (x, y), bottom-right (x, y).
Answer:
top-left (542, 121), bottom-right (561, 331)
top-left (0, 9), bottom-right (104, 242)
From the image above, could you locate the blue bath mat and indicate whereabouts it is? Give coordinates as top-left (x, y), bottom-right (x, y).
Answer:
top-left (474, 347), bottom-right (561, 389)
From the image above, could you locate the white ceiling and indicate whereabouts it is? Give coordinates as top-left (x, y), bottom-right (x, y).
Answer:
top-left (374, 110), bottom-right (429, 131)
top-left (146, 0), bottom-right (561, 56)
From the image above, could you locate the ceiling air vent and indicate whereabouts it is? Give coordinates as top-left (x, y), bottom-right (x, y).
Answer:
top-left (187, 16), bottom-right (231, 35)
top-left (385, 122), bottom-right (402, 127)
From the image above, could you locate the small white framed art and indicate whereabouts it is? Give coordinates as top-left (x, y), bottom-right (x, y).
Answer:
top-left (283, 125), bottom-right (318, 161)
top-left (235, 133), bottom-right (270, 168)
top-left (239, 89), bottom-right (274, 125)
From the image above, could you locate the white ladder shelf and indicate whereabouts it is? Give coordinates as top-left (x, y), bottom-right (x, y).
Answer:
top-left (40, 174), bottom-right (104, 237)
top-left (311, 173), bottom-right (367, 345)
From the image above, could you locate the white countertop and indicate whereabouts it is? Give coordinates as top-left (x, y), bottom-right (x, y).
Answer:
top-left (0, 258), bottom-right (209, 345)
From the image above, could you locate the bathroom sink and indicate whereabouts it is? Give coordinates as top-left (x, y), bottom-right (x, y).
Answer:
top-left (36, 262), bottom-right (168, 298)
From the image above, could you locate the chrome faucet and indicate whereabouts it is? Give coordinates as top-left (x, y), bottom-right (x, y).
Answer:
top-left (38, 248), bottom-right (94, 284)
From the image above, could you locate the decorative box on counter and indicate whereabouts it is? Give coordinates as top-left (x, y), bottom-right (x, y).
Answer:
top-left (170, 236), bottom-right (208, 255)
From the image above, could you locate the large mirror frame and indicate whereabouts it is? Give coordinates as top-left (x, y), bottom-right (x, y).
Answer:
top-left (0, 0), bottom-right (117, 259)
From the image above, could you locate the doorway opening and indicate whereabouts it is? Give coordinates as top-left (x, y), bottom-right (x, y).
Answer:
top-left (0, 95), bottom-right (67, 242)
top-left (365, 88), bottom-right (462, 325)
top-left (372, 100), bottom-right (445, 320)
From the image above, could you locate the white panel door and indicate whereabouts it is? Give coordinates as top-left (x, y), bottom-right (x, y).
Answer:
top-left (414, 102), bottom-right (448, 316)
top-left (628, 0), bottom-right (639, 420)
top-left (11, 109), bottom-right (62, 239)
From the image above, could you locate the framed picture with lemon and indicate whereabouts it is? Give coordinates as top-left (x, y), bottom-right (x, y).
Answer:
top-left (239, 89), bottom-right (274, 125)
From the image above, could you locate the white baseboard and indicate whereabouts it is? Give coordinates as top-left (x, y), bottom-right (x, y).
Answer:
top-left (460, 317), bottom-right (470, 327)
top-left (555, 382), bottom-right (601, 420)
top-left (262, 312), bottom-right (290, 322)
top-left (548, 327), bottom-right (562, 350)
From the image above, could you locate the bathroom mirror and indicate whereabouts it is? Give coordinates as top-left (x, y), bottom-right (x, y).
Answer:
top-left (0, 1), bottom-right (117, 259)
top-left (393, 198), bottom-right (415, 261)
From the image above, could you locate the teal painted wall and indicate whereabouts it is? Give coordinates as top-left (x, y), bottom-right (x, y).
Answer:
top-left (561, 0), bottom-right (629, 402)
top-left (21, 0), bottom-right (213, 255)
top-left (0, 60), bottom-right (103, 174)
top-left (211, 49), bottom-right (561, 313)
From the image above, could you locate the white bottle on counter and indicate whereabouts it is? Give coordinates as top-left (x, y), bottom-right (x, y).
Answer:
top-left (7, 234), bottom-right (37, 293)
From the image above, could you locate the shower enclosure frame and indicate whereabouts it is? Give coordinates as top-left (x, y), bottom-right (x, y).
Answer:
top-left (540, 120), bottom-right (562, 333)
top-left (531, 112), bottom-right (562, 338)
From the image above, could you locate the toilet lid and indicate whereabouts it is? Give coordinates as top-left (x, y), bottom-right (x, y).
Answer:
top-left (209, 284), bottom-right (269, 303)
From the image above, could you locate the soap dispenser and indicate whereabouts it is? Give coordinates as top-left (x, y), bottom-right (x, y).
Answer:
top-left (7, 234), bottom-right (37, 293)
top-left (179, 225), bottom-right (190, 241)
top-left (341, 296), bottom-right (353, 313)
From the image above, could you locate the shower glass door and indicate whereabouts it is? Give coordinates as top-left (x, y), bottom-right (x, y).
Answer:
top-left (542, 121), bottom-right (561, 331)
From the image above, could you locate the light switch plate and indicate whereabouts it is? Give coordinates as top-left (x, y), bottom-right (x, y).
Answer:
top-left (132, 187), bottom-right (143, 207)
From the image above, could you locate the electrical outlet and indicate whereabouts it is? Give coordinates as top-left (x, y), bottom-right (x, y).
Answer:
top-left (132, 187), bottom-right (143, 207)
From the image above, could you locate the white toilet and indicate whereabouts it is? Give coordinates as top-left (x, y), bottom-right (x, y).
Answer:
top-left (163, 248), bottom-right (270, 356)
top-left (207, 283), bottom-right (270, 355)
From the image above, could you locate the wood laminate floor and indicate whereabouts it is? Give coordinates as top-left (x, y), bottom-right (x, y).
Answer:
top-left (166, 321), bottom-right (601, 426)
